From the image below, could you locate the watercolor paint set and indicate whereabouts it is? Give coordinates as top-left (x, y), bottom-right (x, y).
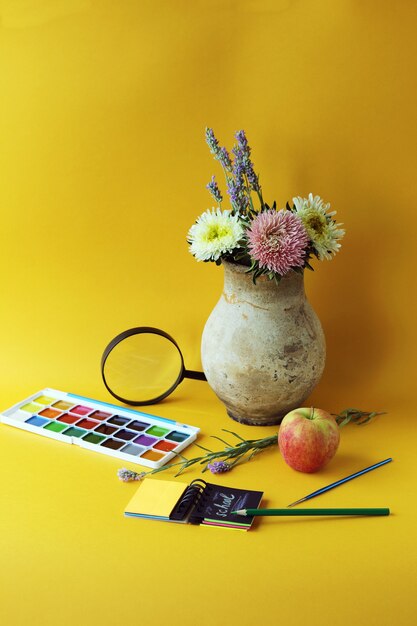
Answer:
top-left (0, 388), bottom-right (200, 469)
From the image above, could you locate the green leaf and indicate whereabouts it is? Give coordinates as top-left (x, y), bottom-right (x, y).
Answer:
top-left (338, 416), bottom-right (351, 427)
top-left (210, 435), bottom-right (234, 447)
top-left (193, 443), bottom-right (214, 453)
top-left (222, 429), bottom-right (246, 442)
top-left (170, 451), bottom-right (189, 461)
top-left (174, 465), bottom-right (189, 477)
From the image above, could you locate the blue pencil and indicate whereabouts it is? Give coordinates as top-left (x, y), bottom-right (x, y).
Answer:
top-left (287, 458), bottom-right (393, 507)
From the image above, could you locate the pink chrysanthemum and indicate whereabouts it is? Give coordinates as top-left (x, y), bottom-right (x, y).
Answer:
top-left (247, 209), bottom-right (309, 275)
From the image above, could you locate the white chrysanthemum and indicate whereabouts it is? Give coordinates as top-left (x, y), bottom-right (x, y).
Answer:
top-left (187, 208), bottom-right (244, 261)
top-left (292, 193), bottom-right (345, 260)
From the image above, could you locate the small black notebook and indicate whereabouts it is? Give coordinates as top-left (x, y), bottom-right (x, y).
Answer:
top-left (124, 478), bottom-right (263, 530)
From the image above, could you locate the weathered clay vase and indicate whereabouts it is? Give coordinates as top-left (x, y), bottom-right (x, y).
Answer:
top-left (201, 260), bottom-right (326, 425)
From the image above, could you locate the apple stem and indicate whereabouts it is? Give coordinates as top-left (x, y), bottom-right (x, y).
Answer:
top-left (309, 407), bottom-right (315, 420)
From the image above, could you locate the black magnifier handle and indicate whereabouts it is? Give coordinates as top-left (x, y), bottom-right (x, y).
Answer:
top-left (184, 369), bottom-right (206, 381)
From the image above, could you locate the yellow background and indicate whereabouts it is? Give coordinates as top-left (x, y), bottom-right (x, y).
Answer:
top-left (0, 1), bottom-right (416, 625)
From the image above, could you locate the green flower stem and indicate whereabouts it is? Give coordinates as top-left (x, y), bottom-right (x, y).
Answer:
top-left (244, 174), bottom-right (256, 214)
top-left (255, 183), bottom-right (264, 211)
top-left (220, 162), bottom-right (232, 191)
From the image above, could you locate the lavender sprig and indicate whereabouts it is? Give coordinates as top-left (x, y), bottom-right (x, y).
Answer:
top-left (117, 409), bottom-right (382, 482)
top-left (205, 127), bottom-right (263, 216)
top-left (218, 146), bottom-right (233, 171)
top-left (234, 129), bottom-right (262, 202)
top-left (205, 127), bottom-right (221, 157)
top-left (206, 175), bottom-right (223, 204)
top-left (205, 128), bottom-right (232, 172)
top-left (118, 430), bottom-right (278, 482)
top-left (118, 468), bottom-right (146, 482)
top-left (231, 141), bottom-right (254, 213)
top-left (235, 129), bottom-right (250, 156)
top-left (207, 460), bottom-right (231, 474)
top-left (227, 177), bottom-right (249, 213)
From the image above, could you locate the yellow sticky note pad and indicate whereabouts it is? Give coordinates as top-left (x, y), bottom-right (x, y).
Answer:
top-left (124, 478), bottom-right (188, 518)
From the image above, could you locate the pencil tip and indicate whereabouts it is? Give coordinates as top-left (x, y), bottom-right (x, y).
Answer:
top-left (231, 509), bottom-right (245, 516)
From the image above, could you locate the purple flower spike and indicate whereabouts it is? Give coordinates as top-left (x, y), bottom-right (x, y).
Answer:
top-left (208, 460), bottom-right (231, 474)
top-left (218, 146), bottom-right (232, 171)
top-left (233, 130), bottom-right (260, 193)
top-left (117, 468), bottom-right (146, 482)
top-left (232, 146), bottom-right (246, 180)
top-left (227, 177), bottom-right (248, 213)
top-left (205, 128), bottom-right (232, 171)
top-left (246, 165), bottom-right (260, 193)
top-left (235, 129), bottom-right (250, 157)
top-left (206, 175), bottom-right (223, 203)
top-left (205, 127), bottom-right (221, 156)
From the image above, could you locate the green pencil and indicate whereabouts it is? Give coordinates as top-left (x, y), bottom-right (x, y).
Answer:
top-left (232, 507), bottom-right (390, 517)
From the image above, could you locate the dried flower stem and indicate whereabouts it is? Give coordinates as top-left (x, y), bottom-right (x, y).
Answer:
top-left (118, 409), bottom-right (383, 482)
top-left (333, 408), bottom-right (385, 427)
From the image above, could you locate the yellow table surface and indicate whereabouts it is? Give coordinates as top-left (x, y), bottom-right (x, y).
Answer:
top-left (1, 2), bottom-right (416, 625)
top-left (1, 381), bottom-right (416, 626)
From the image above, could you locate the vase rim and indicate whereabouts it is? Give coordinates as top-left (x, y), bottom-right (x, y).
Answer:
top-left (221, 259), bottom-right (250, 273)
top-left (221, 258), bottom-right (304, 283)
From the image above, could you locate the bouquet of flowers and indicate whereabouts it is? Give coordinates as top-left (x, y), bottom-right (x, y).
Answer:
top-left (187, 128), bottom-right (345, 282)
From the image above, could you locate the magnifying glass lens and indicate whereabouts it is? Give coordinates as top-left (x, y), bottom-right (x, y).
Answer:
top-left (103, 332), bottom-right (183, 404)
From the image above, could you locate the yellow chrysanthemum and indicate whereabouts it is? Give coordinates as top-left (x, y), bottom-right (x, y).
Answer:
top-left (187, 208), bottom-right (244, 261)
top-left (293, 193), bottom-right (345, 260)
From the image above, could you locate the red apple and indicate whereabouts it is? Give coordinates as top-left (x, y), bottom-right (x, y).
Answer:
top-left (278, 407), bottom-right (340, 473)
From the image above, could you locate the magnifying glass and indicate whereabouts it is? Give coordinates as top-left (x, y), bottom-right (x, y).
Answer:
top-left (101, 327), bottom-right (206, 406)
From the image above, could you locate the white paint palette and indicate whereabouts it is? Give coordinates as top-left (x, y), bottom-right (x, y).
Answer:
top-left (0, 388), bottom-right (200, 468)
